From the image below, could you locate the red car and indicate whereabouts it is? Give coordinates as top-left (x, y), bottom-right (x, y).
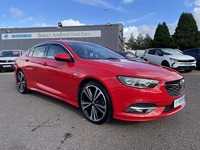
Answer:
top-left (14, 40), bottom-right (185, 124)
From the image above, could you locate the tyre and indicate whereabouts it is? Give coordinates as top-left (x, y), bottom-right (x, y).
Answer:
top-left (16, 70), bottom-right (29, 94)
top-left (79, 81), bottom-right (112, 124)
top-left (162, 61), bottom-right (170, 67)
top-left (144, 58), bottom-right (148, 62)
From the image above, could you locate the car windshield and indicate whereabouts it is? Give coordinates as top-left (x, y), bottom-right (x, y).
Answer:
top-left (0, 51), bottom-right (20, 57)
top-left (162, 49), bottom-right (183, 55)
top-left (68, 42), bottom-right (124, 59)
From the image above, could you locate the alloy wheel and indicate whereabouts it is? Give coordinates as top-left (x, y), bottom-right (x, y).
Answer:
top-left (17, 71), bottom-right (27, 94)
top-left (80, 82), bottom-right (111, 124)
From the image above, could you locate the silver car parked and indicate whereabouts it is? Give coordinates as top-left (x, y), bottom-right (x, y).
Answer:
top-left (0, 50), bottom-right (25, 72)
top-left (143, 48), bottom-right (196, 72)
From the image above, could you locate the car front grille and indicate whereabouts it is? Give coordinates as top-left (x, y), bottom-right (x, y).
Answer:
top-left (164, 79), bottom-right (185, 96)
top-left (177, 59), bottom-right (195, 62)
top-left (0, 60), bottom-right (15, 63)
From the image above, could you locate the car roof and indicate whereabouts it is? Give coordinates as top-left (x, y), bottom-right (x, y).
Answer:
top-left (184, 48), bottom-right (200, 51)
top-left (32, 40), bottom-right (95, 48)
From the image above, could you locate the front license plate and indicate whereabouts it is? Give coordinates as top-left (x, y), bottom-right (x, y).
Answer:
top-left (186, 63), bottom-right (192, 66)
top-left (174, 95), bottom-right (185, 108)
top-left (3, 65), bottom-right (11, 68)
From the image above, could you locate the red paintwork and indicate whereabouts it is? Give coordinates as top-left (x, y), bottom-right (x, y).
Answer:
top-left (14, 40), bottom-right (185, 122)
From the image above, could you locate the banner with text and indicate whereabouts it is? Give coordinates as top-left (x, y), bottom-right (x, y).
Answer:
top-left (1, 30), bottom-right (101, 40)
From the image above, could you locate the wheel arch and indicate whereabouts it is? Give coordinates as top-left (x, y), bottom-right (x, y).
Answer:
top-left (15, 68), bottom-right (23, 82)
top-left (161, 60), bottom-right (170, 67)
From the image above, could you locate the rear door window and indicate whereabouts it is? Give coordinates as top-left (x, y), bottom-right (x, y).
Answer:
top-left (32, 45), bottom-right (46, 58)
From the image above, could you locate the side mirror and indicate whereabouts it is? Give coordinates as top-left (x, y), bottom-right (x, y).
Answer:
top-left (54, 53), bottom-right (73, 62)
top-left (158, 52), bottom-right (163, 56)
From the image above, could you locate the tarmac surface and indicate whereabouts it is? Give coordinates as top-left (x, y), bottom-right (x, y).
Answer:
top-left (0, 70), bottom-right (200, 150)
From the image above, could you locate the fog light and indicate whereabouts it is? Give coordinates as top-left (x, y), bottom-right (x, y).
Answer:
top-left (124, 103), bottom-right (156, 113)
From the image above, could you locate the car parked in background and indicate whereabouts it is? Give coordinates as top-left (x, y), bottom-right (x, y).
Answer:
top-left (183, 48), bottom-right (200, 69)
top-left (143, 48), bottom-right (196, 72)
top-left (135, 50), bottom-right (146, 58)
top-left (14, 40), bottom-right (185, 124)
top-left (0, 50), bottom-right (25, 72)
top-left (119, 51), bottom-right (145, 62)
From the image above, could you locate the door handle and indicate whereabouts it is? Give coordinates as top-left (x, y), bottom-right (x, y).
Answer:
top-left (43, 62), bottom-right (48, 66)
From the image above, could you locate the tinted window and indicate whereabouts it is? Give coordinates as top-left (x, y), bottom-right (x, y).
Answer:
top-left (198, 49), bottom-right (200, 55)
top-left (148, 49), bottom-right (156, 55)
top-left (0, 50), bottom-right (20, 57)
top-left (162, 49), bottom-right (183, 55)
top-left (185, 49), bottom-right (197, 55)
top-left (155, 50), bottom-right (162, 56)
top-left (32, 45), bottom-right (46, 58)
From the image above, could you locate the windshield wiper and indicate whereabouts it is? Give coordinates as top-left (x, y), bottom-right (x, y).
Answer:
top-left (103, 57), bottom-right (120, 60)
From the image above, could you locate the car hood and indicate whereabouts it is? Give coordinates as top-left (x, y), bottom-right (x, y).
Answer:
top-left (164, 54), bottom-right (195, 60)
top-left (87, 59), bottom-right (182, 80)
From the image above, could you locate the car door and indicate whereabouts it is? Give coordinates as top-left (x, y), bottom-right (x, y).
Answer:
top-left (23, 44), bottom-right (47, 89)
top-left (144, 49), bottom-right (156, 63)
top-left (40, 43), bottom-right (75, 100)
top-left (184, 48), bottom-right (200, 68)
top-left (154, 49), bottom-right (165, 65)
top-left (145, 49), bottom-right (162, 65)
top-left (197, 49), bottom-right (200, 67)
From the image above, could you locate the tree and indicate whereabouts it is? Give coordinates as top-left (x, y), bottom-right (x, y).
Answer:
top-left (127, 33), bottom-right (152, 49)
top-left (143, 34), bottom-right (153, 48)
top-left (135, 33), bottom-right (144, 48)
top-left (152, 22), bottom-right (171, 47)
top-left (128, 33), bottom-right (135, 49)
top-left (172, 13), bottom-right (200, 50)
top-left (196, 31), bottom-right (200, 46)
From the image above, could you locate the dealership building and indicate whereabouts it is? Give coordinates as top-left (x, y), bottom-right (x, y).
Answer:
top-left (0, 23), bottom-right (124, 52)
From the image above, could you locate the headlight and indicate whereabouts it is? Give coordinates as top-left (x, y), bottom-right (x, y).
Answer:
top-left (117, 76), bottom-right (159, 88)
top-left (170, 58), bottom-right (178, 63)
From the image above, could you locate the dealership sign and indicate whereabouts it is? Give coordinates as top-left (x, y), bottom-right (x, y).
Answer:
top-left (1, 30), bottom-right (101, 40)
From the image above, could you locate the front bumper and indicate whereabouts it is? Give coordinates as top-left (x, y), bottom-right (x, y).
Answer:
top-left (113, 99), bottom-right (185, 122)
top-left (107, 76), bottom-right (185, 122)
top-left (175, 66), bottom-right (196, 71)
top-left (0, 64), bottom-right (14, 71)
top-left (171, 62), bottom-right (196, 70)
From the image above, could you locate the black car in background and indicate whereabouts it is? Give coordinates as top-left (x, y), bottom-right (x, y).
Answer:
top-left (183, 48), bottom-right (200, 69)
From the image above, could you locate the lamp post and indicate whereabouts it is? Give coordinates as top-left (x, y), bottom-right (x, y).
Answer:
top-left (58, 22), bottom-right (63, 40)
top-left (104, 9), bottom-right (108, 24)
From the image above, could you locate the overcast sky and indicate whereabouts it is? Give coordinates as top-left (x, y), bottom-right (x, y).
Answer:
top-left (0, 0), bottom-right (200, 41)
